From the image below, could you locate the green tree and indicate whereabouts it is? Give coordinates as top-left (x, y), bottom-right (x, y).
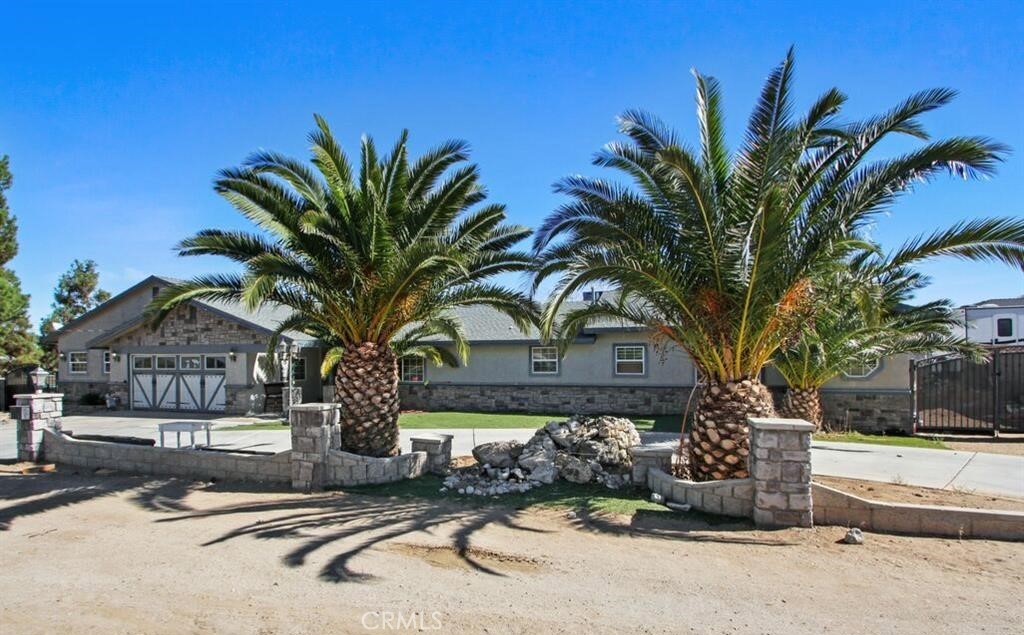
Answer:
top-left (533, 50), bottom-right (1024, 480)
top-left (0, 155), bottom-right (41, 371)
top-left (39, 259), bottom-right (111, 368)
top-left (149, 116), bottom-right (536, 457)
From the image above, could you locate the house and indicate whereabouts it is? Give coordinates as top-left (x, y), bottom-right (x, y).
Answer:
top-left (45, 275), bottom-right (913, 430)
top-left (960, 296), bottom-right (1024, 346)
top-left (44, 276), bottom-right (324, 414)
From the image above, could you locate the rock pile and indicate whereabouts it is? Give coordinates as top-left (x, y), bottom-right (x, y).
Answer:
top-left (442, 415), bottom-right (641, 496)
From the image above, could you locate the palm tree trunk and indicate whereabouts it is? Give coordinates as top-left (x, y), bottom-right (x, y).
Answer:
top-left (333, 342), bottom-right (401, 457)
top-left (689, 378), bottom-right (775, 481)
top-left (778, 387), bottom-right (823, 430)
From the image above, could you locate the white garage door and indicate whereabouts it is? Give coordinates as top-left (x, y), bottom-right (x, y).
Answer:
top-left (130, 354), bottom-right (228, 413)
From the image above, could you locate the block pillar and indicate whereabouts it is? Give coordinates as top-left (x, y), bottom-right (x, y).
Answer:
top-left (11, 393), bottom-right (64, 462)
top-left (410, 433), bottom-right (453, 475)
top-left (748, 417), bottom-right (814, 528)
top-left (289, 403), bottom-right (340, 491)
top-left (630, 445), bottom-right (675, 485)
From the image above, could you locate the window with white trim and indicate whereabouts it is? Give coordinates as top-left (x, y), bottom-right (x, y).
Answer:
top-left (180, 356), bottom-right (202, 370)
top-left (996, 318), bottom-right (1013, 338)
top-left (68, 351), bottom-right (88, 374)
top-left (530, 346), bottom-right (558, 374)
top-left (399, 356), bottom-right (425, 383)
top-left (133, 356), bottom-right (153, 370)
top-left (205, 356), bottom-right (227, 370)
top-left (614, 345), bottom-right (645, 375)
top-left (843, 359), bottom-right (880, 379)
top-left (103, 351), bottom-right (111, 374)
top-left (292, 357), bottom-right (306, 381)
top-left (156, 356), bottom-right (176, 370)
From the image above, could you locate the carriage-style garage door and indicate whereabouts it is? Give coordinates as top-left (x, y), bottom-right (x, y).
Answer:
top-left (131, 354), bottom-right (227, 412)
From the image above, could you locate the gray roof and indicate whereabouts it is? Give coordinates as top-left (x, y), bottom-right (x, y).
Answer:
top-left (420, 301), bottom-right (643, 344)
top-left (965, 296), bottom-right (1024, 308)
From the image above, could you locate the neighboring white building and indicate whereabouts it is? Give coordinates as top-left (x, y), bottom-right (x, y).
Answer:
top-left (960, 296), bottom-right (1024, 346)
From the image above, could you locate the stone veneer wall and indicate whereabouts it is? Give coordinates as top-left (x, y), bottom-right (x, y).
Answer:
top-left (11, 393), bottom-right (64, 461)
top-left (813, 483), bottom-right (1024, 541)
top-left (399, 383), bottom-right (690, 416)
top-left (108, 303), bottom-right (266, 348)
top-left (819, 390), bottom-right (913, 434)
top-left (326, 449), bottom-right (428, 486)
top-left (41, 430), bottom-right (291, 484)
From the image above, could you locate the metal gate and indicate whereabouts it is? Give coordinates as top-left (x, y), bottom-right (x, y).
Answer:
top-left (913, 348), bottom-right (1024, 433)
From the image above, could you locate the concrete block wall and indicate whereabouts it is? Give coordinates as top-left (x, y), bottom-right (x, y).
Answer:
top-left (326, 450), bottom-right (428, 486)
top-left (748, 418), bottom-right (814, 528)
top-left (42, 430), bottom-right (291, 484)
top-left (647, 468), bottom-right (754, 518)
top-left (813, 483), bottom-right (1024, 541)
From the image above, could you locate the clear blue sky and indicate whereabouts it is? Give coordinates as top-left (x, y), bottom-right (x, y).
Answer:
top-left (2, 0), bottom-right (1022, 325)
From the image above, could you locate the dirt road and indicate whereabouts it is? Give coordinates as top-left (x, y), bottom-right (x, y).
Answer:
top-left (1, 472), bottom-right (1022, 634)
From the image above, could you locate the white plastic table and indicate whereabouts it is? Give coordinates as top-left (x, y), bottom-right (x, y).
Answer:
top-left (158, 421), bottom-right (212, 448)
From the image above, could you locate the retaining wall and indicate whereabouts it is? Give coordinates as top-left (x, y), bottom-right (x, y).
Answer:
top-left (42, 429), bottom-right (291, 484)
top-left (812, 483), bottom-right (1024, 541)
top-left (647, 468), bottom-right (754, 518)
top-left (326, 449), bottom-right (428, 486)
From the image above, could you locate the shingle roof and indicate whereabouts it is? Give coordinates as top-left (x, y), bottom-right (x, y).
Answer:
top-left (419, 301), bottom-right (643, 344)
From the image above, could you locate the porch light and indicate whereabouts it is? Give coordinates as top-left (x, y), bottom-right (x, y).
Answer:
top-left (59, 352), bottom-right (66, 361)
top-left (228, 348), bottom-right (237, 362)
top-left (29, 367), bottom-right (50, 394)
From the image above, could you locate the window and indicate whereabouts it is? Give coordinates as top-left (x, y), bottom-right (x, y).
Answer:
top-left (68, 351), bottom-right (88, 374)
top-left (205, 356), bottom-right (227, 370)
top-left (156, 356), bottom-right (176, 370)
top-left (103, 351), bottom-right (111, 374)
top-left (843, 359), bottom-right (880, 379)
top-left (399, 356), bottom-right (425, 383)
top-left (133, 356), bottom-right (153, 370)
top-left (291, 357), bottom-right (306, 381)
top-left (996, 318), bottom-right (1013, 338)
top-left (614, 345), bottom-right (645, 375)
top-left (180, 356), bottom-right (202, 370)
top-left (530, 346), bottom-right (559, 374)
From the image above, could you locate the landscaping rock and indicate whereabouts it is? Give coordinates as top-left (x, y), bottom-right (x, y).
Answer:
top-left (842, 528), bottom-right (865, 545)
top-left (557, 455), bottom-right (592, 484)
top-left (471, 440), bottom-right (523, 468)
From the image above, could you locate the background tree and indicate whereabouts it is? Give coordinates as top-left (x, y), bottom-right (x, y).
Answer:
top-left (39, 259), bottom-right (111, 368)
top-left (771, 224), bottom-right (1024, 427)
top-left (533, 50), bottom-right (1024, 480)
top-left (149, 116), bottom-right (536, 457)
top-left (0, 155), bottom-right (41, 372)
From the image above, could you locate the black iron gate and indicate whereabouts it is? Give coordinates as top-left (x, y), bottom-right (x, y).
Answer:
top-left (913, 348), bottom-right (1024, 433)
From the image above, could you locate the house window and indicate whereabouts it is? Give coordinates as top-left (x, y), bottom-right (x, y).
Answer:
top-left (292, 357), bottom-right (306, 381)
top-left (399, 356), bottom-right (425, 383)
top-left (205, 356), bottom-right (227, 370)
top-left (614, 345), bottom-right (645, 375)
top-left (843, 359), bottom-right (880, 379)
top-left (180, 356), bottom-right (202, 370)
top-left (133, 356), bottom-right (153, 370)
top-left (68, 351), bottom-right (88, 374)
top-left (156, 356), bottom-right (176, 370)
top-left (103, 351), bottom-right (111, 374)
top-left (996, 318), bottom-right (1013, 338)
top-left (530, 346), bottom-right (559, 374)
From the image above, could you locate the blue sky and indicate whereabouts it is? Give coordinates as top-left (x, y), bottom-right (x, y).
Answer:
top-left (2, 0), bottom-right (1022, 325)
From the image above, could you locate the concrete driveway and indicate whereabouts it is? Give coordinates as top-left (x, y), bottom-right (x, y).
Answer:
top-left (2, 414), bottom-right (1022, 498)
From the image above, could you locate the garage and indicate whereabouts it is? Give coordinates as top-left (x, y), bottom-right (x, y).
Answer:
top-left (130, 354), bottom-right (228, 412)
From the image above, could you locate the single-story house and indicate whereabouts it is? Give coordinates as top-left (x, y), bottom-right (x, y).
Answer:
top-left (44, 274), bottom-right (914, 431)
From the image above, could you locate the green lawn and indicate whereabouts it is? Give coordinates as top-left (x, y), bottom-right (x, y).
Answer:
top-left (813, 431), bottom-right (948, 450)
top-left (220, 411), bottom-right (684, 432)
top-left (343, 474), bottom-right (669, 516)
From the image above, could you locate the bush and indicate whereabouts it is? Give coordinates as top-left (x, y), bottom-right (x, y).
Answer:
top-left (80, 392), bottom-right (105, 406)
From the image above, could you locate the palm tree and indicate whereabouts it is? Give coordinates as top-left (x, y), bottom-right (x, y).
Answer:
top-left (148, 116), bottom-right (536, 457)
top-left (533, 50), bottom-right (1023, 480)
top-left (772, 230), bottom-right (1017, 427)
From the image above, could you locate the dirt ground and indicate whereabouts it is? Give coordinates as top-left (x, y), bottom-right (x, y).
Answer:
top-left (942, 433), bottom-right (1024, 457)
top-left (816, 475), bottom-right (1024, 511)
top-left (1, 472), bottom-right (1022, 635)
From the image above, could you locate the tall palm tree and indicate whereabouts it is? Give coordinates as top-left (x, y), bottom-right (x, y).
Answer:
top-left (148, 116), bottom-right (536, 457)
top-left (533, 50), bottom-right (1023, 480)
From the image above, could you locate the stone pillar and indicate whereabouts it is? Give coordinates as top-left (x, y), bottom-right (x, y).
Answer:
top-left (410, 434), bottom-right (453, 475)
top-left (748, 417), bottom-right (814, 529)
top-left (630, 445), bottom-right (675, 485)
top-left (11, 393), bottom-right (64, 462)
top-left (289, 403), bottom-right (340, 491)
top-left (282, 387), bottom-right (302, 413)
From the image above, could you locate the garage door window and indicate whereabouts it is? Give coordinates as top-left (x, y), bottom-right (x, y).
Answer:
top-left (133, 356), bottom-right (153, 370)
top-left (156, 356), bottom-right (176, 370)
top-left (180, 356), bottom-right (202, 370)
top-left (205, 356), bottom-right (227, 370)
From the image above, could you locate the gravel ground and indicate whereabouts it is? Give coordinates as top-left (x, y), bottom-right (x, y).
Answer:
top-left (815, 476), bottom-right (1024, 511)
top-left (943, 434), bottom-right (1024, 457)
top-left (1, 471), bottom-right (1022, 635)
